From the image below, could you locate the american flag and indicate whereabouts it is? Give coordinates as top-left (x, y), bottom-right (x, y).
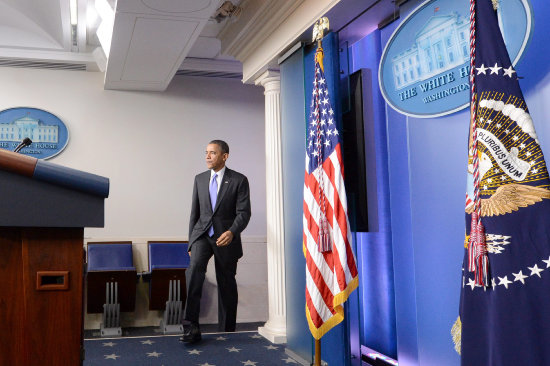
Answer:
top-left (303, 45), bottom-right (359, 339)
top-left (457, 0), bottom-right (550, 364)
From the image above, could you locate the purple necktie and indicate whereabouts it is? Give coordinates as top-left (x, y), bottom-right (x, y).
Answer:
top-left (208, 173), bottom-right (218, 237)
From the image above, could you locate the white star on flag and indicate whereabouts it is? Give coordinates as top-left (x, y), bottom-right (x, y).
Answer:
top-left (104, 354), bottom-right (120, 360)
top-left (227, 347), bottom-right (241, 352)
top-left (141, 340), bottom-right (154, 345)
top-left (503, 65), bottom-right (516, 78)
top-left (489, 62), bottom-right (502, 74)
top-left (265, 345), bottom-right (278, 350)
top-left (542, 256), bottom-right (550, 268)
top-left (250, 334), bottom-right (262, 339)
top-left (146, 351), bottom-right (162, 357)
top-left (476, 64), bottom-right (488, 75)
top-left (529, 264), bottom-right (544, 278)
top-left (467, 278), bottom-right (476, 290)
top-left (216, 336), bottom-right (227, 341)
top-left (513, 270), bottom-right (528, 284)
top-left (188, 349), bottom-right (202, 355)
top-left (498, 276), bottom-right (512, 289)
top-left (103, 342), bottom-right (116, 347)
top-left (199, 363), bottom-right (216, 366)
top-left (241, 361), bottom-right (258, 366)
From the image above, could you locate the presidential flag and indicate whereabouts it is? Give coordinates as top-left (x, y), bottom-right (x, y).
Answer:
top-left (303, 43), bottom-right (359, 340)
top-left (456, 0), bottom-right (550, 364)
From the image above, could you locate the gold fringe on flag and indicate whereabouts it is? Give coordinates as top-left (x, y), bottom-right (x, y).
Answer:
top-left (451, 316), bottom-right (462, 355)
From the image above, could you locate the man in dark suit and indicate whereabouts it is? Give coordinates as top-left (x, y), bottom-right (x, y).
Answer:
top-left (181, 139), bottom-right (251, 343)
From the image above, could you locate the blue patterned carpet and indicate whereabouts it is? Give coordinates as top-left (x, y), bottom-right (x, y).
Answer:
top-left (84, 331), bottom-right (298, 366)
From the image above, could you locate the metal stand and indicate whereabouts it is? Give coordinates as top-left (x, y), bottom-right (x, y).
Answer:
top-left (159, 279), bottom-right (183, 334)
top-left (100, 281), bottom-right (122, 337)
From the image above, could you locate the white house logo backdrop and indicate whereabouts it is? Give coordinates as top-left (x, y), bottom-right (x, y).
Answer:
top-left (379, 0), bottom-right (532, 118)
top-left (0, 107), bottom-right (69, 159)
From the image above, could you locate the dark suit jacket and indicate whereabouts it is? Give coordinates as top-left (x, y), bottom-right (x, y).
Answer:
top-left (188, 168), bottom-right (251, 259)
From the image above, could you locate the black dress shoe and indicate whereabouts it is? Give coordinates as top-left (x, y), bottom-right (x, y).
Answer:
top-left (180, 323), bottom-right (201, 343)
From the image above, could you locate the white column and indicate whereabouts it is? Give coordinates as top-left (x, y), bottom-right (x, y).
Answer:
top-left (255, 69), bottom-right (287, 344)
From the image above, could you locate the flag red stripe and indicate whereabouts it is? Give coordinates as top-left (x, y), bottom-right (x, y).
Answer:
top-left (305, 287), bottom-right (324, 328)
top-left (303, 198), bottom-right (336, 283)
top-left (322, 149), bottom-right (356, 287)
top-left (306, 248), bottom-right (335, 313)
top-left (305, 171), bottom-right (335, 227)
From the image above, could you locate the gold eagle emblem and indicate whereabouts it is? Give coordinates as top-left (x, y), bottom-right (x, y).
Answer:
top-left (466, 183), bottom-right (550, 216)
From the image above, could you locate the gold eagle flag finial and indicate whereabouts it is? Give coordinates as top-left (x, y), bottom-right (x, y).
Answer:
top-left (312, 17), bottom-right (329, 43)
top-left (312, 17), bottom-right (329, 72)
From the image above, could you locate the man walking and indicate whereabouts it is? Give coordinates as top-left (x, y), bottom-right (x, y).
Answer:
top-left (181, 140), bottom-right (251, 343)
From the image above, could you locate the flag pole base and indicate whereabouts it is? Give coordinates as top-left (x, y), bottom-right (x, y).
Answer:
top-left (314, 339), bottom-right (321, 366)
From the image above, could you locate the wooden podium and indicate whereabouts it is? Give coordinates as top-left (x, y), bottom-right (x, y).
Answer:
top-left (0, 149), bottom-right (109, 366)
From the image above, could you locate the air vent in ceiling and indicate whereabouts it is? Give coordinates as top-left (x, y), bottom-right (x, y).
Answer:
top-left (175, 69), bottom-right (242, 79)
top-left (0, 58), bottom-right (86, 71)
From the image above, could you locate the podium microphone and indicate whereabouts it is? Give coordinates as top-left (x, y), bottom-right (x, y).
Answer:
top-left (14, 137), bottom-right (32, 153)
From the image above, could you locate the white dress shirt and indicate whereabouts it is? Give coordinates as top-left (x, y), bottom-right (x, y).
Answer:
top-left (210, 166), bottom-right (225, 194)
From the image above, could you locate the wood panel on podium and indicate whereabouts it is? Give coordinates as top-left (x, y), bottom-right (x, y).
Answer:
top-left (0, 149), bottom-right (109, 366)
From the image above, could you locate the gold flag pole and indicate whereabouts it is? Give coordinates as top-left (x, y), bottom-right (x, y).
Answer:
top-left (311, 16), bottom-right (329, 366)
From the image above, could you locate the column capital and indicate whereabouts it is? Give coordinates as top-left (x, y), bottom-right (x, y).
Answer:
top-left (254, 69), bottom-right (281, 89)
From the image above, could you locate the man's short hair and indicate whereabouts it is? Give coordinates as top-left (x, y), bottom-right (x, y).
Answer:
top-left (209, 140), bottom-right (229, 154)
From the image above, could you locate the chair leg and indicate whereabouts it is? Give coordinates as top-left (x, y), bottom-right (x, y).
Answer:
top-left (160, 279), bottom-right (183, 334)
top-left (101, 281), bottom-right (122, 337)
